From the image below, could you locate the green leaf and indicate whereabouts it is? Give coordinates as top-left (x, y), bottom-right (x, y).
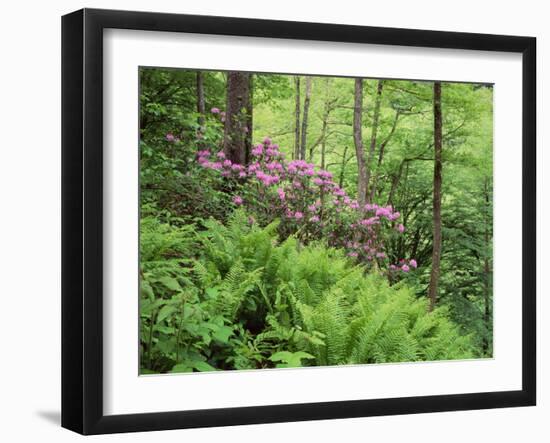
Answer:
top-left (156, 305), bottom-right (177, 323)
top-left (154, 325), bottom-right (175, 334)
top-left (193, 361), bottom-right (216, 372)
top-left (269, 351), bottom-right (293, 363)
top-left (212, 325), bottom-right (233, 344)
top-left (171, 364), bottom-right (192, 373)
top-left (205, 287), bottom-right (219, 298)
top-left (307, 336), bottom-right (326, 346)
top-left (140, 298), bottom-right (166, 316)
top-left (158, 277), bottom-right (182, 292)
top-left (269, 351), bottom-right (315, 367)
top-left (140, 281), bottom-right (155, 300)
top-left (157, 337), bottom-right (176, 355)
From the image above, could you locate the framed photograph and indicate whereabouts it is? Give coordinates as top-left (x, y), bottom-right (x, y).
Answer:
top-left (62, 8), bottom-right (536, 435)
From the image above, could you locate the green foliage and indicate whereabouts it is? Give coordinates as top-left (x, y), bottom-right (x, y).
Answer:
top-left (140, 212), bottom-right (474, 373)
top-left (269, 351), bottom-right (315, 368)
top-left (139, 67), bottom-right (493, 371)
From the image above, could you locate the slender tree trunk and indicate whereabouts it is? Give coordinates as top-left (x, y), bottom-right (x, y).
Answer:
top-left (369, 110), bottom-right (399, 202)
top-left (300, 77), bottom-right (312, 160)
top-left (428, 81), bottom-right (443, 311)
top-left (196, 71), bottom-right (206, 130)
top-left (321, 130), bottom-right (327, 169)
top-left (339, 145), bottom-right (349, 189)
top-left (294, 76), bottom-right (301, 160)
top-left (320, 81), bottom-right (331, 169)
top-left (245, 74), bottom-right (254, 164)
top-left (223, 72), bottom-right (252, 164)
top-left (387, 161), bottom-right (405, 207)
top-left (353, 78), bottom-right (367, 206)
top-left (365, 80), bottom-right (384, 202)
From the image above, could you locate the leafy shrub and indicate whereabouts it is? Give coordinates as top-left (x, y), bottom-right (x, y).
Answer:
top-left (196, 138), bottom-right (416, 273)
top-left (140, 211), bottom-right (473, 373)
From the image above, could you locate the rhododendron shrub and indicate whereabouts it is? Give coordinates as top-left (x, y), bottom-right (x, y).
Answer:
top-left (197, 137), bottom-right (415, 273)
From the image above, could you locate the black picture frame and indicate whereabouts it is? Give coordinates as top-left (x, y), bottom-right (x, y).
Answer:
top-left (62, 8), bottom-right (536, 435)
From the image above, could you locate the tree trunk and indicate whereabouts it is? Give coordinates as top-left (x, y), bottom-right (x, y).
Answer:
top-left (365, 80), bottom-right (384, 202)
top-left (294, 76), bottom-right (301, 160)
top-left (369, 110), bottom-right (399, 202)
top-left (196, 71), bottom-right (206, 131)
top-left (320, 80), bottom-right (331, 168)
top-left (428, 81), bottom-right (443, 311)
top-left (223, 72), bottom-right (252, 164)
top-left (339, 145), bottom-right (349, 189)
top-left (300, 77), bottom-right (312, 160)
top-left (387, 160), bottom-right (405, 207)
top-left (245, 75), bottom-right (254, 164)
top-left (353, 78), bottom-right (367, 206)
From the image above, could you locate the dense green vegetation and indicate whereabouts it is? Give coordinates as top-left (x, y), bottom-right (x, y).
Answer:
top-left (139, 68), bottom-right (492, 374)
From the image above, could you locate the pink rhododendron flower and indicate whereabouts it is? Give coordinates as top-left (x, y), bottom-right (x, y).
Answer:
top-left (294, 211), bottom-right (303, 220)
top-left (251, 145), bottom-right (264, 157)
top-left (317, 170), bottom-right (333, 180)
top-left (397, 224), bottom-right (405, 233)
top-left (333, 187), bottom-right (346, 197)
top-left (216, 151), bottom-right (226, 159)
top-left (376, 207), bottom-right (391, 218)
top-left (313, 178), bottom-right (324, 186)
top-left (309, 215), bottom-right (320, 223)
top-left (165, 133), bottom-right (175, 142)
top-left (360, 217), bottom-right (379, 226)
top-left (248, 162), bottom-right (260, 172)
top-left (211, 107), bottom-right (220, 114)
top-left (266, 161), bottom-right (283, 171)
top-left (233, 196), bottom-right (243, 205)
top-left (409, 259), bottom-right (417, 268)
top-left (401, 264), bottom-right (410, 272)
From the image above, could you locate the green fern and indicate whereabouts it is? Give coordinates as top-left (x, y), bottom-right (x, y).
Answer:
top-left (140, 211), bottom-right (475, 373)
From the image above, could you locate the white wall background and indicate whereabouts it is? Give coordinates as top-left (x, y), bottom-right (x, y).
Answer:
top-left (0, 0), bottom-right (546, 441)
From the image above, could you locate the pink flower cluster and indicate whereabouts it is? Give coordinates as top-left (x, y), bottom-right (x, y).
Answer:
top-left (196, 137), bottom-right (416, 273)
top-left (197, 150), bottom-right (248, 178)
top-left (165, 133), bottom-right (180, 142)
top-left (211, 107), bottom-right (226, 123)
top-left (390, 259), bottom-right (418, 273)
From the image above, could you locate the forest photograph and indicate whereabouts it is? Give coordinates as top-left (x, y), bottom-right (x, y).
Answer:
top-left (139, 67), bottom-right (493, 375)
